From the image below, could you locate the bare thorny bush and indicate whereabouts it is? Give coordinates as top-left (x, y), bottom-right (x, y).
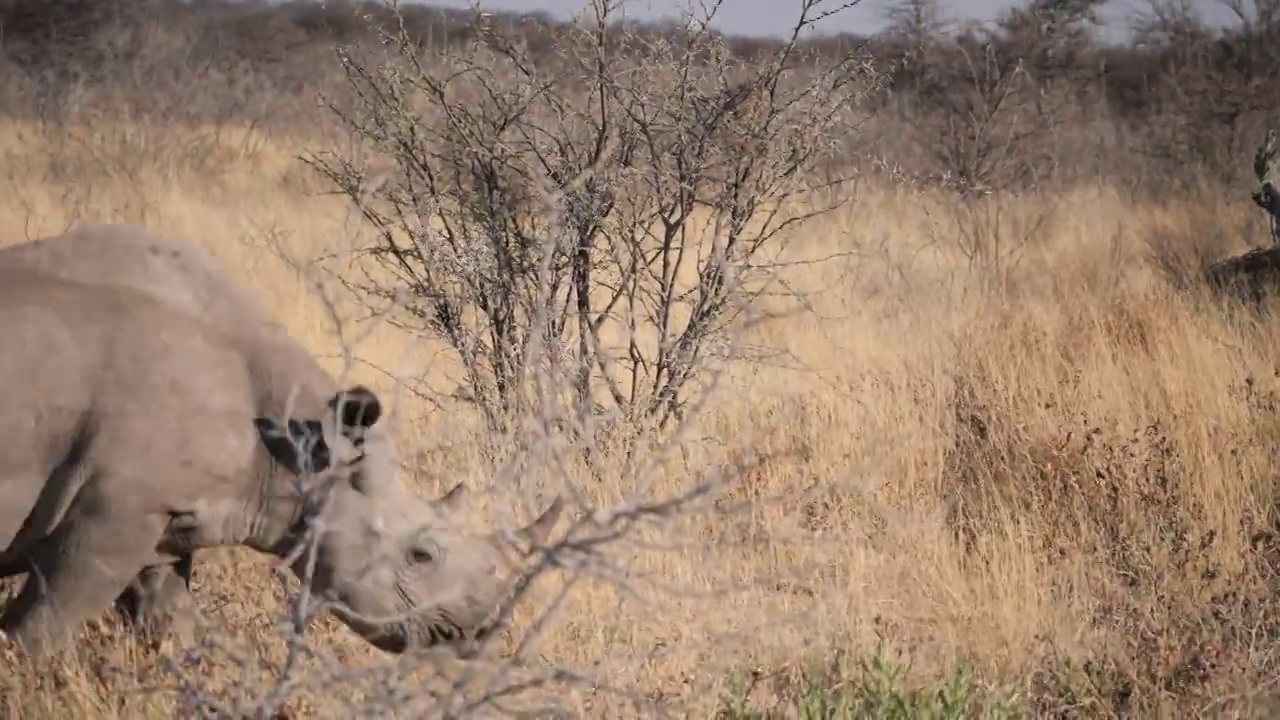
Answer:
top-left (873, 0), bottom-right (1074, 297)
top-left (65, 4), bottom-right (872, 714)
top-left (904, 42), bottom-right (1062, 198)
top-left (304, 0), bottom-right (879, 463)
top-left (105, 172), bottom-right (768, 718)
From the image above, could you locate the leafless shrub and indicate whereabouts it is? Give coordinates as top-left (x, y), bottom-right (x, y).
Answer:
top-left (933, 192), bottom-right (1056, 296)
top-left (902, 37), bottom-right (1067, 196)
top-left (303, 0), bottom-right (880, 455)
top-left (3, 0), bottom-right (1280, 203)
top-left (92, 107), bottom-right (798, 720)
top-left (1125, 0), bottom-right (1280, 188)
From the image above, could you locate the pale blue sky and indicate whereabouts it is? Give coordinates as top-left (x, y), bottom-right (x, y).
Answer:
top-left (421, 0), bottom-right (1244, 40)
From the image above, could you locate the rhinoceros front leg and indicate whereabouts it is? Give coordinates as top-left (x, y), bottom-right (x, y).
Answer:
top-left (0, 510), bottom-right (167, 657)
top-left (117, 511), bottom-right (206, 646)
top-left (114, 553), bottom-right (196, 646)
top-left (0, 551), bottom-right (196, 647)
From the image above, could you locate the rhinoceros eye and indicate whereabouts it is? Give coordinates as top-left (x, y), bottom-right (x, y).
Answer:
top-left (409, 547), bottom-right (434, 564)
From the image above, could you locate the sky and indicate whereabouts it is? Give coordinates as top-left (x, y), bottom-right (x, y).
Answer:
top-left (420, 0), bottom-right (1246, 41)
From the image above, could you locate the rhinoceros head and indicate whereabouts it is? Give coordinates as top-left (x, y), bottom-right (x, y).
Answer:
top-left (253, 385), bottom-right (563, 652)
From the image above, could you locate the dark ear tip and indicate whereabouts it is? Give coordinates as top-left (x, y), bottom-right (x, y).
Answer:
top-left (335, 384), bottom-right (376, 399)
top-left (330, 385), bottom-right (383, 429)
top-left (254, 416), bottom-right (331, 475)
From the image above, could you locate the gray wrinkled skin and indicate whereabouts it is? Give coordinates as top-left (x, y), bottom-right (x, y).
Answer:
top-left (0, 225), bottom-right (482, 642)
top-left (0, 223), bottom-right (331, 639)
top-left (0, 225), bottom-right (563, 657)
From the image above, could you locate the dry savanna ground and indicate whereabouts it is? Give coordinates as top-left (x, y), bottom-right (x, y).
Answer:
top-left (0, 117), bottom-right (1278, 718)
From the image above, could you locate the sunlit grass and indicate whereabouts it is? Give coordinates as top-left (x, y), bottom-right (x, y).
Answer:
top-left (0, 120), bottom-right (1276, 717)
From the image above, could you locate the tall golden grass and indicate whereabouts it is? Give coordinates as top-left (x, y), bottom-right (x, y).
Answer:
top-left (0, 118), bottom-right (1277, 717)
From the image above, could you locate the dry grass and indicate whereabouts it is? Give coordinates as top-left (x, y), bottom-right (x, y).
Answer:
top-left (0, 119), bottom-right (1279, 718)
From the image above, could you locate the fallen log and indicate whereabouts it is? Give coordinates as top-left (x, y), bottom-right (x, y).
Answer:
top-left (1204, 130), bottom-right (1280, 304)
top-left (1206, 246), bottom-right (1280, 304)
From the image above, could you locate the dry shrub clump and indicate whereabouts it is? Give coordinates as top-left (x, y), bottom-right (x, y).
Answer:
top-left (1, 0), bottom-right (1280, 718)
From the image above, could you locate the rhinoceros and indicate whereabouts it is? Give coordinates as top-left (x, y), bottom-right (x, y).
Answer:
top-left (0, 222), bottom-right (329, 637)
top-left (0, 223), bottom-right (476, 643)
top-left (0, 227), bottom-right (562, 656)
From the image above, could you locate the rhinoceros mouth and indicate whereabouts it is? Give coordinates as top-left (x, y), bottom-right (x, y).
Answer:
top-left (369, 628), bottom-right (409, 654)
top-left (424, 621), bottom-right (465, 645)
top-left (365, 620), bottom-right (468, 654)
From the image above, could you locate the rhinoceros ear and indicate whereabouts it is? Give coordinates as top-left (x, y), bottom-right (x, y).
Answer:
top-left (328, 386), bottom-right (382, 444)
top-left (255, 417), bottom-right (332, 475)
